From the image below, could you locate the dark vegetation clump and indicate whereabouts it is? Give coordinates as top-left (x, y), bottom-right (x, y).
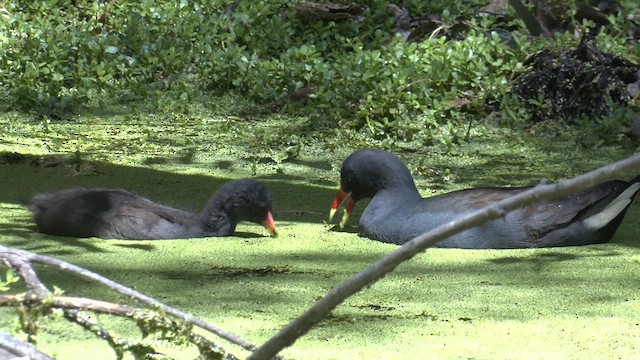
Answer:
top-left (513, 32), bottom-right (640, 122)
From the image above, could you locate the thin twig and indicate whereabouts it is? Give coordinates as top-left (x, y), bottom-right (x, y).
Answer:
top-left (248, 153), bottom-right (640, 359)
top-left (1, 293), bottom-right (242, 359)
top-left (0, 246), bottom-right (258, 352)
top-left (0, 294), bottom-right (136, 315)
top-left (63, 309), bottom-right (133, 356)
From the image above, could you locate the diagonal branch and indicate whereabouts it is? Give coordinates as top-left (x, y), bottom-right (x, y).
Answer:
top-left (508, 0), bottom-right (546, 36)
top-left (0, 245), bottom-right (258, 352)
top-left (0, 331), bottom-right (53, 360)
top-left (248, 153), bottom-right (640, 359)
top-left (2, 250), bottom-right (48, 299)
top-left (62, 309), bottom-right (134, 355)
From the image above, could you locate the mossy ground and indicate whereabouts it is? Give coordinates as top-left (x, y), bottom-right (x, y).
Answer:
top-left (0, 97), bottom-right (639, 359)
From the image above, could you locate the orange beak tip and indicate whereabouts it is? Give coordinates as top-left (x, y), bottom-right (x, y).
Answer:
top-left (263, 211), bottom-right (278, 238)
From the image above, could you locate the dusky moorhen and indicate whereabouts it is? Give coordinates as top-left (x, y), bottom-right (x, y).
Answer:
top-left (29, 178), bottom-right (277, 240)
top-left (330, 149), bottom-right (639, 248)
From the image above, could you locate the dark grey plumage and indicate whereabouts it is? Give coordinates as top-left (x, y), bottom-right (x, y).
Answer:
top-left (331, 149), bottom-right (640, 249)
top-left (29, 179), bottom-right (277, 240)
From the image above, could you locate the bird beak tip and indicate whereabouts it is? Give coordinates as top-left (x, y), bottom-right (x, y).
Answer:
top-left (339, 209), bottom-right (350, 228)
top-left (263, 211), bottom-right (277, 237)
top-left (329, 208), bottom-right (337, 222)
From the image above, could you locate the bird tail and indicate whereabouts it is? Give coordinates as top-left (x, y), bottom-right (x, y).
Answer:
top-left (583, 176), bottom-right (640, 231)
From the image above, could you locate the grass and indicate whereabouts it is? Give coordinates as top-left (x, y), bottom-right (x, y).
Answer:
top-left (0, 99), bottom-right (639, 359)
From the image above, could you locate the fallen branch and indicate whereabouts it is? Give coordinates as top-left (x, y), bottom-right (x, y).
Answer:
top-left (62, 309), bottom-right (135, 356)
top-left (0, 294), bottom-right (136, 315)
top-left (248, 152), bottom-right (640, 359)
top-left (0, 331), bottom-right (53, 360)
top-left (0, 246), bottom-right (256, 352)
top-left (0, 245), bottom-right (273, 359)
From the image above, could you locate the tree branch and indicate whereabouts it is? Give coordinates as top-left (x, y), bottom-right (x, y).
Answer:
top-left (248, 153), bottom-right (640, 359)
top-left (0, 245), bottom-right (258, 352)
top-left (508, 0), bottom-right (546, 36)
top-left (0, 294), bottom-right (136, 315)
top-left (2, 250), bottom-right (49, 299)
top-left (0, 293), bottom-right (244, 359)
top-left (0, 331), bottom-right (53, 360)
top-left (62, 309), bottom-right (135, 356)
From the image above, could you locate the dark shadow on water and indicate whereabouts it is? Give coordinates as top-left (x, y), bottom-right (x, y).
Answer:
top-left (0, 226), bottom-right (33, 238)
top-left (328, 224), bottom-right (359, 234)
top-left (212, 160), bottom-right (233, 170)
top-left (230, 231), bottom-right (270, 239)
top-left (260, 173), bottom-right (337, 187)
top-left (111, 243), bottom-right (157, 251)
top-left (286, 158), bottom-right (334, 171)
top-left (40, 237), bottom-right (107, 254)
top-left (159, 265), bottom-right (309, 280)
top-left (490, 251), bottom-right (582, 265)
top-left (2, 232), bottom-right (107, 255)
top-left (489, 248), bottom-right (623, 266)
top-left (0, 153), bottom-right (338, 224)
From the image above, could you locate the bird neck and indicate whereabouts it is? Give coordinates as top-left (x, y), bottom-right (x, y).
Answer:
top-left (380, 169), bottom-right (420, 196)
top-left (201, 207), bottom-right (237, 236)
top-left (376, 187), bottom-right (421, 205)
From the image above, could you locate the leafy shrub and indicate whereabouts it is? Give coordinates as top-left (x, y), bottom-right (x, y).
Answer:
top-left (0, 1), bottom-right (218, 117)
top-left (0, 0), bottom-right (636, 147)
top-left (192, 1), bottom-right (540, 145)
top-left (211, 24), bottom-right (529, 144)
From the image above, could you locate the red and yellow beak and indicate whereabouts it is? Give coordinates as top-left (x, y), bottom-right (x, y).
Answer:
top-left (329, 188), bottom-right (355, 228)
top-left (262, 211), bottom-right (278, 237)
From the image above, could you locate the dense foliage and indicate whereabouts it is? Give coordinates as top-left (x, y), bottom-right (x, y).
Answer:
top-left (0, 0), bottom-right (638, 146)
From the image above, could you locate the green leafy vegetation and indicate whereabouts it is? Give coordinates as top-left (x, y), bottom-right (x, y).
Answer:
top-left (1, 0), bottom-right (638, 147)
top-left (0, 269), bottom-right (18, 292)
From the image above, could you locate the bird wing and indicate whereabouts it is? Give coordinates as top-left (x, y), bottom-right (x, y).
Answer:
top-left (101, 197), bottom-right (203, 240)
top-left (521, 180), bottom-right (627, 238)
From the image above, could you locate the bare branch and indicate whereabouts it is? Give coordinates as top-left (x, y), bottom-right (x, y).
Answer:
top-left (0, 294), bottom-right (136, 316)
top-left (1, 293), bottom-right (241, 359)
top-left (0, 331), bottom-right (53, 360)
top-left (0, 245), bottom-right (258, 352)
top-left (2, 250), bottom-right (48, 299)
top-left (63, 309), bottom-right (134, 356)
top-left (249, 153), bottom-right (640, 359)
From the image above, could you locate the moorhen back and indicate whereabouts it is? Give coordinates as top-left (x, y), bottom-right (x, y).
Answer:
top-left (29, 178), bottom-right (277, 240)
top-left (330, 149), bottom-right (639, 249)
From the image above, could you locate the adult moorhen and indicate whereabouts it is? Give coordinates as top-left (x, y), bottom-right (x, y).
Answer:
top-left (29, 178), bottom-right (277, 240)
top-left (329, 149), bottom-right (640, 248)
